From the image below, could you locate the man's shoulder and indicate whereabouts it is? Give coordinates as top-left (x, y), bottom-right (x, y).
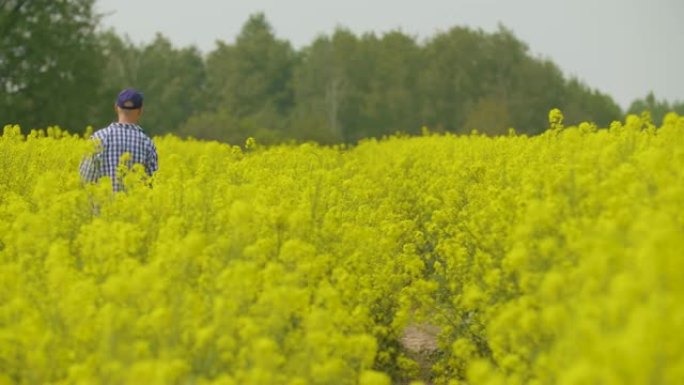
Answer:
top-left (92, 123), bottom-right (147, 136)
top-left (90, 123), bottom-right (154, 143)
top-left (91, 123), bottom-right (115, 137)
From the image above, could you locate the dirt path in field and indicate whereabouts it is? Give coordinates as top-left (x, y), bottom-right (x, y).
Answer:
top-left (399, 323), bottom-right (440, 384)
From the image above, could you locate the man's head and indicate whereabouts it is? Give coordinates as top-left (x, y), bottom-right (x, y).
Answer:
top-left (115, 88), bottom-right (144, 123)
top-left (117, 88), bottom-right (143, 110)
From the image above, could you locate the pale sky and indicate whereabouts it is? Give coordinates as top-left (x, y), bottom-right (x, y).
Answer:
top-left (95, 0), bottom-right (683, 110)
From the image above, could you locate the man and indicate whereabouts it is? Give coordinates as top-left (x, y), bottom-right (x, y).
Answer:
top-left (79, 88), bottom-right (158, 191)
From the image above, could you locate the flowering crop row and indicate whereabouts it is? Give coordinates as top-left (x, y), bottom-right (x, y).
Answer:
top-left (1, 111), bottom-right (683, 385)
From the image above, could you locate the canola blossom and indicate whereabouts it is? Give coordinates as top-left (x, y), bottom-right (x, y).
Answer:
top-left (1, 112), bottom-right (683, 385)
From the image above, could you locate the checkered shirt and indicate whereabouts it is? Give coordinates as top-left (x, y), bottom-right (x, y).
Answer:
top-left (79, 122), bottom-right (158, 191)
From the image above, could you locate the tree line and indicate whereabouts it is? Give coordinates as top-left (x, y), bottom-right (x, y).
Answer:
top-left (2, 1), bottom-right (682, 144)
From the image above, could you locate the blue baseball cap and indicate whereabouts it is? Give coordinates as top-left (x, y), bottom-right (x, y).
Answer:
top-left (116, 88), bottom-right (144, 109)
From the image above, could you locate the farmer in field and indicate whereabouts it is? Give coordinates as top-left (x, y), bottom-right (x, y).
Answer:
top-left (79, 88), bottom-right (158, 191)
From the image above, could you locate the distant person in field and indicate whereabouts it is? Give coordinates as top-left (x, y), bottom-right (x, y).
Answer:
top-left (79, 88), bottom-right (158, 191)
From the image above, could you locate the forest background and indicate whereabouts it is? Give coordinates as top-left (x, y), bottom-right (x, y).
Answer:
top-left (1, 0), bottom-right (682, 144)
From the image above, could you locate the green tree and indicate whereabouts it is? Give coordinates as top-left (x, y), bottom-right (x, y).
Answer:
top-left (506, 58), bottom-right (567, 134)
top-left (291, 28), bottom-right (422, 143)
top-left (485, 27), bottom-right (568, 134)
top-left (290, 29), bottom-right (361, 143)
top-left (628, 92), bottom-right (684, 125)
top-left (418, 26), bottom-right (503, 133)
top-left (89, 31), bottom-right (140, 127)
top-left (135, 35), bottom-right (205, 135)
top-left (561, 78), bottom-right (622, 127)
top-left (187, 13), bottom-right (296, 143)
top-left (94, 32), bottom-right (205, 136)
top-left (418, 25), bottom-right (619, 135)
top-left (463, 96), bottom-right (512, 135)
top-left (357, 31), bottom-right (422, 138)
top-left (0, 0), bottom-right (104, 131)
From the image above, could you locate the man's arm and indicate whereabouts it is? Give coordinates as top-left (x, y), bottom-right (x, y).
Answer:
top-left (79, 138), bottom-right (102, 183)
top-left (145, 140), bottom-right (159, 177)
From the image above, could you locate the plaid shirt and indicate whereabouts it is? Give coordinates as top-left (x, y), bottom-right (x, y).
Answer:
top-left (79, 122), bottom-right (158, 191)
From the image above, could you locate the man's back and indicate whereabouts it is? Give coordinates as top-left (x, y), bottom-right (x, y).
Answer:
top-left (80, 122), bottom-right (158, 191)
top-left (79, 89), bottom-right (158, 191)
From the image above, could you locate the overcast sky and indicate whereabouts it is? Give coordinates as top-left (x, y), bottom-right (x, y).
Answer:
top-left (95, 0), bottom-right (683, 110)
